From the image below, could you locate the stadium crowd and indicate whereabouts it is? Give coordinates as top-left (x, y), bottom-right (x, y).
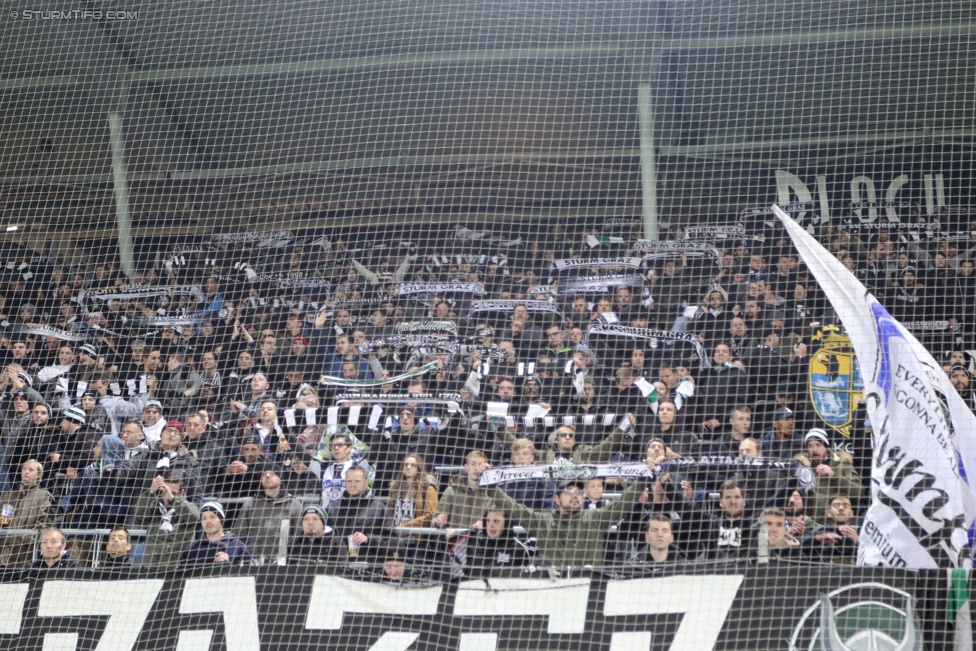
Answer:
top-left (0, 210), bottom-right (974, 576)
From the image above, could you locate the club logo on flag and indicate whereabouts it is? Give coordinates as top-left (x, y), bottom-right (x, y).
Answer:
top-left (809, 327), bottom-right (864, 438)
top-left (788, 584), bottom-right (919, 651)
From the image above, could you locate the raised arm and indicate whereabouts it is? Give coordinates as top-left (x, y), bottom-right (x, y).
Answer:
top-left (393, 253), bottom-right (419, 282)
top-left (100, 392), bottom-right (150, 421)
top-left (350, 259), bottom-right (381, 285)
top-left (575, 414), bottom-right (635, 464)
top-left (487, 485), bottom-right (546, 535)
top-left (494, 427), bottom-right (519, 450)
top-left (597, 476), bottom-right (650, 526)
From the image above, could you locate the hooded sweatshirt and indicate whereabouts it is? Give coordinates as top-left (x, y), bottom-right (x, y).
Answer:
top-left (464, 517), bottom-right (534, 577)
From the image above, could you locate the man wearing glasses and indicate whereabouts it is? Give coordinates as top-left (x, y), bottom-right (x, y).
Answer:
top-left (309, 433), bottom-right (374, 508)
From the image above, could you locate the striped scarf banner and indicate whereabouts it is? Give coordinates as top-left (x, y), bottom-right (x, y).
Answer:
top-left (318, 361), bottom-right (439, 387)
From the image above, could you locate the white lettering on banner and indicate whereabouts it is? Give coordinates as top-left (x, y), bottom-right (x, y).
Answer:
top-left (453, 578), bottom-right (590, 634)
top-left (775, 170), bottom-right (947, 219)
top-left (42, 633), bottom-right (78, 651)
top-left (608, 632), bottom-right (654, 651)
top-left (776, 170), bottom-right (816, 226)
top-left (304, 575), bottom-right (443, 630)
top-left (0, 584), bottom-right (28, 634)
top-left (180, 577), bottom-right (261, 651)
top-left (175, 630), bottom-right (215, 651)
top-left (458, 633), bottom-right (499, 651)
top-left (603, 576), bottom-right (743, 651)
top-left (367, 632), bottom-right (421, 650)
top-left (37, 579), bottom-right (164, 651)
top-left (775, 206), bottom-right (976, 571)
top-left (553, 257), bottom-right (642, 270)
top-left (851, 176), bottom-right (880, 220)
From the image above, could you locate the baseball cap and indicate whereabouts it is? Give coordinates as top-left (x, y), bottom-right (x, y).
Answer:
top-left (556, 480), bottom-right (584, 493)
top-left (773, 406), bottom-right (794, 421)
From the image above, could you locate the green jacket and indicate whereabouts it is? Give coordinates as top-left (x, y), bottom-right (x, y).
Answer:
top-left (488, 478), bottom-right (647, 568)
top-left (496, 426), bottom-right (627, 465)
top-left (135, 492), bottom-right (201, 568)
top-left (435, 475), bottom-right (493, 528)
top-left (799, 452), bottom-right (865, 524)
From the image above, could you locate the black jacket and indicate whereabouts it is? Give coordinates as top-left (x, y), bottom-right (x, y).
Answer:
top-left (627, 544), bottom-right (686, 566)
top-left (288, 532), bottom-right (341, 565)
top-left (101, 553), bottom-right (134, 567)
top-left (693, 364), bottom-right (746, 423)
top-left (29, 551), bottom-right (80, 569)
top-left (323, 489), bottom-right (392, 560)
top-left (702, 513), bottom-right (753, 561)
top-left (464, 527), bottom-right (534, 578)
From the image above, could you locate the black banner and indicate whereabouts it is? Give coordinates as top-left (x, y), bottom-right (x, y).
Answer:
top-left (0, 563), bottom-right (955, 650)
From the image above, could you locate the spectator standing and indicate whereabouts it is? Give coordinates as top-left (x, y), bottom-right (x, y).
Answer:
top-left (434, 450), bottom-right (493, 537)
top-left (502, 440), bottom-right (555, 512)
top-left (760, 507), bottom-right (803, 558)
top-left (134, 471), bottom-right (200, 568)
top-left (370, 407), bottom-right (431, 497)
top-left (0, 460), bottom-right (53, 567)
top-left (280, 448), bottom-right (321, 497)
top-left (5, 402), bottom-right (55, 476)
top-left (797, 429), bottom-right (864, 521)
top-left (214, 436), bottom-right (272, 500)
top-left (694, 344), bottom-right (747, 430)
top-left (116, 420), bottom-right (201, 502)
top-left (46, 406), bottom-right (99, 480)
top-left (309, 432), bottom-right (375, 508)
top-left (487, 470), bottom-right (650, 568)
top-left (582, 478), bottom-right (607, 510)
top-left (782, 489), bottom-right (819, 540)
top-left (803, 493), bottom-right (860, 564)
top-left (323, 466), bottom-right (392, 562)
top-left (701, 480), bottom-right (752, 561)
top-left (760, 406), bottom-right (803, 459)
top-left (236, 468), bottom-right (303, 561)
top-left (495, 415), bottom-right (634, 465)
top-left (387, 454), bottom-right (439, 532)
top-left (701, 405), bottom-right (753, 457)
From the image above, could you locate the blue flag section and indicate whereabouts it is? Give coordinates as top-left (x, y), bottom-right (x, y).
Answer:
top-left (774, 206), bottom-right (976, 569)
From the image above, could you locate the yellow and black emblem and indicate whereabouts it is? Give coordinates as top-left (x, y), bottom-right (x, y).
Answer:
top-left (809, 326), bottom-right (864, 438)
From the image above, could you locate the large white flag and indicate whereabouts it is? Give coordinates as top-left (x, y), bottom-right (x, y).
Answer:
top-left (774, 206), bottom-right (976, 569)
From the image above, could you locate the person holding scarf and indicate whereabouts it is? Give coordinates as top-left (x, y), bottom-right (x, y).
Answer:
top-left (495, 413), bottom-right (635, 465)
top-left (134, 470), bottom-right (200, 568)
